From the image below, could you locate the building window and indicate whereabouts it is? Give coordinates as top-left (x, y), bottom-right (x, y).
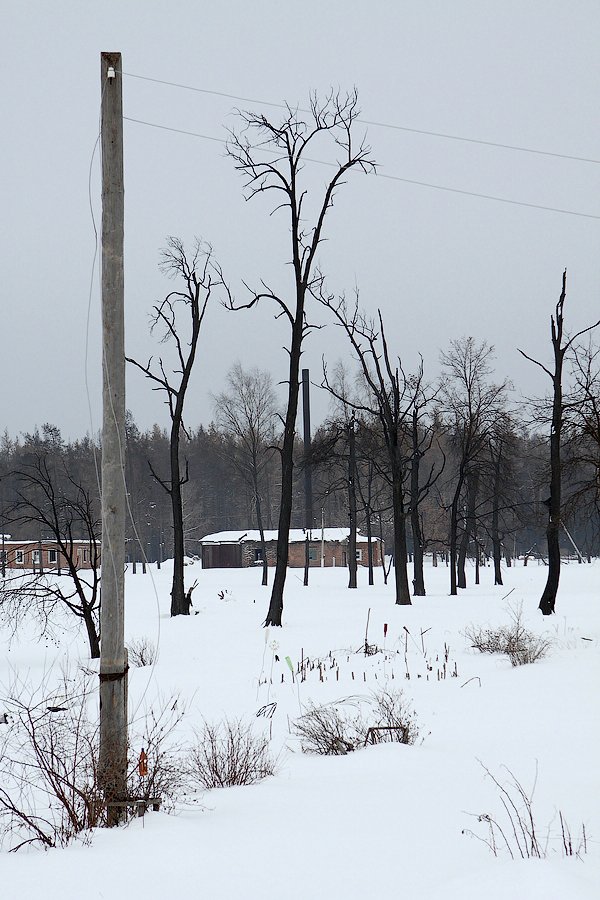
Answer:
top-left (83, 549), bottom-right (88, 562)
top-left (308, 548), bottom-right (317, 561)
top-left (15, 550), bottom-right (24, 564)
top-left (254, 548), bottom-right (264, 561)
top-left (48, 549), bottom-right (57, 564)
top-left (356, 549), bottom-right (363, 562)
top-left (32, 549), bottom-right (41, 565)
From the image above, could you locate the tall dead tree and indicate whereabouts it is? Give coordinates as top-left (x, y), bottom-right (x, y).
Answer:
top-left (127, 238), bottom-right (225, 616)
top-left (519, 271), bottom-right (599, 614)
top-left (320, 297), bottom-right (415, 605)
top-left (407, 369), bottom-right (444, 596)
top-left (227, 92), bottom-right (374, 626)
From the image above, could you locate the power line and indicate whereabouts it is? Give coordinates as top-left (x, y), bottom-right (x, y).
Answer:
top-left (123, 116), bottom-right (600, 220)
top-left (122, 70), bottom-right (600, 166)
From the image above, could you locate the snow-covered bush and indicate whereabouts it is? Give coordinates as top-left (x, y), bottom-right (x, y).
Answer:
top-left (293, 689), bottom-right (419, 755)
top-left (187, 719), bottom-right (275, 789)
top-left (465, 604), bottom-right (552, 666)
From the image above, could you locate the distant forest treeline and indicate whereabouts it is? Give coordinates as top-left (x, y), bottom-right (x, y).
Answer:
top-left (0, 368), bottom-right (598, 569)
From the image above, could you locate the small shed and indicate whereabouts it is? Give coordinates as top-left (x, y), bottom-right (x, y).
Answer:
top-left (199, 528), bottom-right (382, 569)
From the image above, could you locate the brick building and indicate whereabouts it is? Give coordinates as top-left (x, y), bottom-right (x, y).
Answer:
top-left (0, 538), bottom-right (98, 571)
top-left (199, 528), bottom-right (383, 569)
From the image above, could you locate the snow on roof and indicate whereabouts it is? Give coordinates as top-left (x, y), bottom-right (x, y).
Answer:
top-left (1, 539), bottom-right (94, 546)
top-left (200, 528), bottom-right (379, 544)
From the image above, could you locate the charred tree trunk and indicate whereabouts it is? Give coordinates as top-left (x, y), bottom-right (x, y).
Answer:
top-left (366, 505), bottom-right (374, 586)
top-left (540, 353), bottom-right (563, 615)
top-left (169, 423), bottom-right (188, 616)
top-left (410, 408), bottom-right (426, 596)
top-left (391, 454), bottom-right (411, 605)
top-left (348, 419), bottom-right (358, 589)
top-left (265, 322), bottom-right (303, 626)
top-left (517, 272), bottom-right (600, 614)
top-left (83, 605), bottom-right (101, 659)
top-left (457, 470), bottom-right (478, 589)
top-left (491, 441), bottom-right (503, 586)
top-left (449, 466), bottom-right (465, 596)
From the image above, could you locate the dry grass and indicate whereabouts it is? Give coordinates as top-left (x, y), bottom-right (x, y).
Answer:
top-left (465, 604), bottom-right (552, 667)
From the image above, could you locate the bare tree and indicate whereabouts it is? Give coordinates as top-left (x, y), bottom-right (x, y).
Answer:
top-left (407, 369), bottom-right (445, 596)
top-left (320, 297), bottom-right (416, 605)
top-left (127, 238), bottom-right (226, 616)
top-left (4, 455), bottom-right (101, 658)
top-left (519, 272), bottom-right (600, 614)
top-left (440, 337), bottom-right (508, 595)
top-left (227, 91), bottom-right (375, 626)
top-left (213, 364), bottom-right (279, 586)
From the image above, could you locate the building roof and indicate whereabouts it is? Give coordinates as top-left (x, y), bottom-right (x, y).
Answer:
top-left (200, 528), bottom-right (379, 544)
top-left (1, 539), bottom-right (94, 546)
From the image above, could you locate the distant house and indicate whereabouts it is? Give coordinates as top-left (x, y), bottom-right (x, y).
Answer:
top-left (0, 539), bottom-right (98, 571)
top-left (199, 528), bottom-right (383, 569)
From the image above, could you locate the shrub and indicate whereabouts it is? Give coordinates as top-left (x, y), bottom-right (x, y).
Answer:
top-left (0, 670), bottom-right (102, 851)
top-left (293, 689), bottom-right (419, 756)
top-left (127, 636), bottom-right (157, 668)
top-left (188, 719), bottom-right (275, 789)
top-left (128, 695), bottom-right (187, 810)
top-left (292, 702), bottom-right (360, 756)
top-left (464, 762), bottom-right (588, 860)
top-left (369, 688), bottom-right (420, 746)
top-left (465, 604), bottom-right (552, 667)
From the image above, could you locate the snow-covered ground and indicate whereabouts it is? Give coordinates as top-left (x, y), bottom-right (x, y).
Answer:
top-left (1, 558), bottom-right (599, 898)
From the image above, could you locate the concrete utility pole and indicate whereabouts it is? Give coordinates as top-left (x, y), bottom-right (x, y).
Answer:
top-left (99, 51), bottom-right (128, 825)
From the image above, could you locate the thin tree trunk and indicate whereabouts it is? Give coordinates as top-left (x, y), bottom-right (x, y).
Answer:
top-left (366, 506), bottom-right (374, 586)
top-left (83, 608), bottom-right (100, 659)
top-left (170, 425), bottom-right (187, 616)
top-left (253, 472), bottom-right (269, 587)
top-left (265, 320), bottom-right (303, 626)
top-left (491, 444), bottom-right (503, 586)
top-left (410, 411), bottom-right (426, 595)
top-left (449, 466), bottom-right (465, 595)
top-left (391, 460), bottom-right (411, 605)
top-left (348, 421), bottom-right (357, 589)
top-left (540, 368), bottom-right (562, 614)
top-left (457, 470), bottom-right (478, 589)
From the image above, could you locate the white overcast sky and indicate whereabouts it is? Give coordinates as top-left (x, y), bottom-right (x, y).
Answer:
top-left (2, 1), bottom-right (599, 439)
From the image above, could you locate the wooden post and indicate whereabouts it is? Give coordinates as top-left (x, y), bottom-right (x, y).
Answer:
top-left (99, 51), bottom-right (128, 825)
